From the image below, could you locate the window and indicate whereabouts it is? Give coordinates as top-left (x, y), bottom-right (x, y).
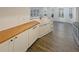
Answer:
top-left (69, 8), bottom-right (73, 19)
top-left (31, 8), bottom-right (40, 18)
top-left (59, 8), bottom-right (64, 18)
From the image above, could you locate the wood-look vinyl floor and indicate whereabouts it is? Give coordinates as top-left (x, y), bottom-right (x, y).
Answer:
top-left (27, 21), bottom-right (79, 52)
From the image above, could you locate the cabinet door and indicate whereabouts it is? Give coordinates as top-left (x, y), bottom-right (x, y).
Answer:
top-left (39, 23), bottom-right (51, 38)
top-left (38, 24), bottom-right (46, 38)
top-left (28, 25), bottom-right (39, 47)
top-left (0, 40), bottom-right (9, 52)
top-left (9, 37), bottom-right (15, 52)
top-left (13, 30), bottom-right (28, 52)
top-left (46, 23), bottom-right (52, 33)
top-left (49, 20), bottom-right (53, 31)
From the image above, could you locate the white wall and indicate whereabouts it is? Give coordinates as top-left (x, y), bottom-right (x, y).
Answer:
top-left (0, 7), bottom-right (30, 31)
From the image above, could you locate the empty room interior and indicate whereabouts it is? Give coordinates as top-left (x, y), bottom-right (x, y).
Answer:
top-left (0, 7), bottom-right (79, 52)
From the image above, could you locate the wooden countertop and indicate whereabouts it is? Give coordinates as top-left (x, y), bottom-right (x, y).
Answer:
top-left (0, 20), bottom-right (40, 44)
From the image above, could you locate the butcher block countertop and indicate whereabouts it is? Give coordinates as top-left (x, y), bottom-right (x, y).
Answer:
top-left (0, 20), bottom-right (40, 44)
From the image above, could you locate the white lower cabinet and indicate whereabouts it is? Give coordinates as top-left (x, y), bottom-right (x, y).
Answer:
top-left (14, 30), bottom-right (28, 52)
top-left (9, 30), bottom-right (28, 52)
top-left (28, 25), bottom-right (39, 47)
top-left (0, 25), bottom-right (39, 52)
top-left (39, 23), bottom-right (52, 38)
top-left (8, 38), bottom-right (14, 52)
top-left (0, 30), bottom-right (29, 52)
top-left (45, 23), bottom-right (51, 34)
top-left (0, 20), bottom-right (53, 52)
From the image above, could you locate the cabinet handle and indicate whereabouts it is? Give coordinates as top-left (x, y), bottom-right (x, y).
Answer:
top-left (32, 26), bottom-right (37, 29)
top-left (10, 36), bottom-right (18, 42)
top-left (40, 23), bottom-right (48, 27)
top-left (14, 36), bottom-right (18, 39)
top-left (44, 23), bottom-right (48, 25)
top-left (10, 39), bottom-right (13, 42)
